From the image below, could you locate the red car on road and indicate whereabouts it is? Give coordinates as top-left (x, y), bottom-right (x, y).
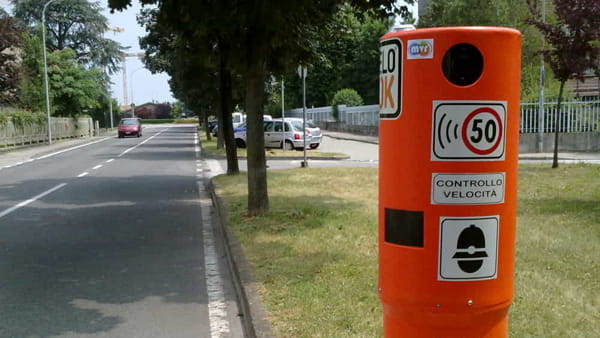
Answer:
top-left (118, 118), bottom-right (142, 138)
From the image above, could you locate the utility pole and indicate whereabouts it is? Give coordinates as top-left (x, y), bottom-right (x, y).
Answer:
top-left (298, 65), bottom-right (308, 168)
top-left (42, 0), bottom-right (61, 144)
top-left (538, 0), bottom-right (546, 152)
top-left (106, 27), bottom-right (123, 129)
top-left (281, 78), bottom-right (285, 151)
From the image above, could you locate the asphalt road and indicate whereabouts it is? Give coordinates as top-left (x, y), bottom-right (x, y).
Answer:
top-left (0, 125), bottom-right (243, 338)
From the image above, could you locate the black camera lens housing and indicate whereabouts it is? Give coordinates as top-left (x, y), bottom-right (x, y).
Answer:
top-left (442, 43), bottom-right (483, 86)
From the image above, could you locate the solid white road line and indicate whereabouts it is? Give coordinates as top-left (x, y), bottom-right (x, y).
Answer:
top-left (36, 137), bottom-right (110, 160)
top-left (199, 194), bottom-right (231, 338)
top-left (0, 183), bottom-right (67, 219)
top-left (0, 138), bottom-right (110, 171)
top-left (196, 140), bottom-right (230, 337)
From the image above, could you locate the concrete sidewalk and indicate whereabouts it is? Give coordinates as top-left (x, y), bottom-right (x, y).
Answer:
top-left (324, 130), bottom-right (600, 162)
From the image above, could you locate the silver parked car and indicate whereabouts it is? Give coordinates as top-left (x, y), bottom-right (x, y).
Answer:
top-left (269, 118), bottom-right (322, 150)
top-left (234, 118), bottom-right (322, 150)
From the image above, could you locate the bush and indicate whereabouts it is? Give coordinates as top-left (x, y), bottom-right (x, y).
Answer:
top-left (331, 88), bottom-right (364, 107)
top-left (0, 110), bottom-right (46, 128)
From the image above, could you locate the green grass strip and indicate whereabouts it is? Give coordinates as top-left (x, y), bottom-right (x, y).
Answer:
top-left (214, 164), bottom-right (599, 337)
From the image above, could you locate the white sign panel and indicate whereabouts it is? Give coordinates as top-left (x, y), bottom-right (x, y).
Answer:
top-left (431, 173), bottom-right (505, 205)
top-left (379, 38), bottom-right (402, 120)
top-left (432, 101), bottom-right (507, 161)
top-left (438, 216), bottom-right (499, 281)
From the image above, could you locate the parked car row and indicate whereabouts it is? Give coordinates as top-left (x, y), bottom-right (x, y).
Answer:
top-left (234, 118), bottom-right (322, 150)
top-left (210, 114), bottom-right (272, 137)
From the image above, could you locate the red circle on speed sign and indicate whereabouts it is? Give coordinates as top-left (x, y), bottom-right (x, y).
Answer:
top-left (461, 107), bottom-right (503, 155)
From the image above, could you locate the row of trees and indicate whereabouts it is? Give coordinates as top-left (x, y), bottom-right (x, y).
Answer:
top-left (1, 0), bottom-right (123, 126)
top-left (273, 0), bottom-right (597, 111)
top-left (105, 0), bottom-right (599, 216)
top-left (277, 0), bottom-right (600, 169)
top-left (108, 0), bottom-right (415, 216)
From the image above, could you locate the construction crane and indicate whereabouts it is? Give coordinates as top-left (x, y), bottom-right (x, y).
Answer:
top-left (121, 52), bottom-right (146, 106)
top-left (106, 27), bottom-right (146, 107)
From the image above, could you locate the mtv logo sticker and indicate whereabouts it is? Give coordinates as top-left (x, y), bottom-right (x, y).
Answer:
top-left (407, 39), bottom-right (433, 59)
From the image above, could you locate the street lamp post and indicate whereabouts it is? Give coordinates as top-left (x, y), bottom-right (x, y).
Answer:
top-left (108, 86), bottom-right (114, 128)
top-left (297, 65), bottom-right (308, 167)
top-left (537, 0), bottom-right (546, 153)
top-left (42, 0), bottom-right (58, 144)
top-left (106, 27), bottom-right (123, 129)
top-left (281, 78), bottom-right (285, 152)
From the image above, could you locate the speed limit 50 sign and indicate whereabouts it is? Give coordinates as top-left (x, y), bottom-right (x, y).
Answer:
top-left (432, 101), bottom-right (506, 161)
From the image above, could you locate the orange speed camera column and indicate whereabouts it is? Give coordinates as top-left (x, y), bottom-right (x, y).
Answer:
top-left (378, 27), bottom-right (521, 337)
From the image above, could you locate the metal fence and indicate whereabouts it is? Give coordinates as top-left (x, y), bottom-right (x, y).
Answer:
top-left (287, 104), bottom-right (380, 125)
top-left (520, 100), bottom-right (600, 133)
top-left (288, 100), bottom-right (600, 133)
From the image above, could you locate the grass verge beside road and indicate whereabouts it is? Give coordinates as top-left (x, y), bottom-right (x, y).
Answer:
top-left (213, 164), bottom-right (599, 337)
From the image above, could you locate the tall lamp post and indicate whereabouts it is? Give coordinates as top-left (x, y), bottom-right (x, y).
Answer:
top-left (281, 78), bottom-right (285, 152)
top-left (298, 65), bottom-right (308, 168)
top-left (537, 0), bottom-right (546, 152)
top-left (106, 27), bottom-right (124, 129)
top-left (42, 0), bottom-right (59, 144)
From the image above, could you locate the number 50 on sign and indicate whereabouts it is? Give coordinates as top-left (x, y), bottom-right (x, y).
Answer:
top-left (432, 101), bottom-right (507, 161)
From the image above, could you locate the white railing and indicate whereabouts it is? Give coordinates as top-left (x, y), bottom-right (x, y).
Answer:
top-left (520, 101), bottom-right (600, 133)
top-left (287, 101), bottom-right (600, 133)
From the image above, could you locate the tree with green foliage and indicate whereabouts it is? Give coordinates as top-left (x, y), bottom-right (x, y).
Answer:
top-left (137, 6), bottom-right (241, 174)
top-left (418, 0), bottom-right (513, 27)
top-left (13, 0), bottom-right (124, 73)
top-left (418, 0), bottom-right (556, 103)
top-left (279, 7), bottom-right (392, 109)
top-left (526, 0), bottom-right (600, 168)
top-left (331, 88), bottom-right (364, 107)
top-left (331, 88), bottom-right (364, 120)
top-left (109, 0), bottom-right (412, 216)
top-left (19, 34), bottom-right (104, 116)
top-left (0, 12), bottom-right (24, 105)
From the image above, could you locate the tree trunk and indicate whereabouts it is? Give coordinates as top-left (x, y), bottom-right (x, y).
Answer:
top-left (219, 54), bottom-right (239, 175)
top-left (245, 45), bottom-right (269, 216)
top-left (552, 81), bottom-right (565, 169)
top-left (202, 112), bottom-right (211, 141)
top-left (215, 95), bottom-right (225, 150)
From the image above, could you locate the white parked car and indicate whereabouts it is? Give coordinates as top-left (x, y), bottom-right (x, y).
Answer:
top-left (234, 118), bottom-right (322, 150)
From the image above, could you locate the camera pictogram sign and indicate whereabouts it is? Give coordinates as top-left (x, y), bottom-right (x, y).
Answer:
top-left (432, 101), bottom-right (506, 161)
